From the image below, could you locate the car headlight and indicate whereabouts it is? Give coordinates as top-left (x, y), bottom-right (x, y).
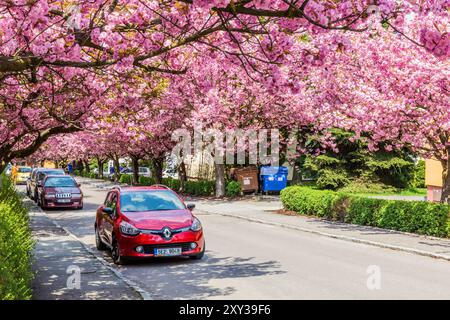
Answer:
top-left (119, 221), bottom-right (140, 236)
top-left (45, 193), bottom-right (55, 198)
top-left (190, 217), bottom-right (202, 232)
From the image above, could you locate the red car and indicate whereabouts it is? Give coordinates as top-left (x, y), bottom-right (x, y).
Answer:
top-left (37, 175), bottom-right (83, 210)
top-left (95, 185), bottom-right (205, 264)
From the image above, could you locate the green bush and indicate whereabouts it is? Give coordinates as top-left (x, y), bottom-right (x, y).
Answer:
top-left (119, 174), bottom-right (132, 184)
top-left (281, 186), bottom-right (450, 238)
top-left (137, 176), bottom-right (215, 196)
top-left (226, 181), bottom-right (241, 197)
top-left (139, 176), bottom-right (156, 186)
top-left (412, 160), bottom-right (426, 188)
top-left (0, 175), bottom-right (34, 299)
top-left (316, 169), bottom-right (350, 190)
top-left (184, 180), bottom-right (215, 196)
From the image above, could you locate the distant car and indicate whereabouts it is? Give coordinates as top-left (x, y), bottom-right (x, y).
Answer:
top-left (27, 168), bottom-right (65, 201)
top-left (16, 166), bottom-right (32, 184)
top-left (120, 167), bottom-right (152, 178)
top-left (37, 175), bottom-right (83, 210)
top-left (163, 169), bottom-right (178, 179)
top-left (94, 185), bottom-right (205, 264)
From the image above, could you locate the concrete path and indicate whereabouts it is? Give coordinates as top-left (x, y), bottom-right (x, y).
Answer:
top-left (27, 198), bottom-right (141, 300)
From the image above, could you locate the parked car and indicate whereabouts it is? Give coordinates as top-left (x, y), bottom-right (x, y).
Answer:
top-left (27, 168), bottom-right (65, 201)
top-left (37, 175), bottom-right (83, 210)
top-left (16, 166), bottom-right (32, 184)
top-left (94, 185), bottom-right (205, 264)
top-left (120, 167), bottom-right (152, 178)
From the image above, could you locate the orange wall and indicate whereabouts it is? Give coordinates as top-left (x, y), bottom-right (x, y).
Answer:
top-left (425, 159), bottom-right (443, 187)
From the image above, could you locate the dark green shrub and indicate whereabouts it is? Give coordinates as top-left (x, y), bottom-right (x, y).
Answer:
top-left (412, 160), bottom-right (426, 188)
top-left (162, 178), bottom-right (181, 191)
top-left (226, 181), bottom-right (241, 197)
top-left (316, 169), bottom-right (350, 190)
top-left (0, 175), bottom-right (34, 299)
top-left (184, 180), bottom-right (215, 196)
top-left (139, 176), bottom-right (156, 186)
top-left (281, 186), bottom-right (450, 238)
top-left (119, 174), bottom-right (132, 184)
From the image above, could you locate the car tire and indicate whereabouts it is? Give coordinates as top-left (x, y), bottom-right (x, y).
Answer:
top-left (95, 227), bottom-right (107, 251)
top-left (111, 238), bottom-right (127, 265)
top-left (190, 243), bottom-right (205, 260)
top-left (33, 189), bottom-right (38, 202)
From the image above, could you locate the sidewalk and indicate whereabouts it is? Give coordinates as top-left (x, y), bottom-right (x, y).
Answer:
top-left (191, 198), bottom-right (450, 261)
top-left (27, 199), bottom-right (141, 300)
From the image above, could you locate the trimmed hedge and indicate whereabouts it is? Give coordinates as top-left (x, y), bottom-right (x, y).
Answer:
top-left (281, 186), bottom-right (450, 238)
top-left (0, 175), bottom-right (34, 299)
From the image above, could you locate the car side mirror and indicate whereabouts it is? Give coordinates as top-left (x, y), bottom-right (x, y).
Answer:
top-left (102, 207), bottom-right (113, 215)
top-left (77, 183), bottom-right (81, 187)
top-left (186, 203), bottom-right (195, 211)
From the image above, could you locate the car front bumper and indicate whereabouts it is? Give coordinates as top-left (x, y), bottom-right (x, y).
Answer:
top-left (43, 198), bottom-right (83, 208)
top-left (117, 230), bottom-right (205, 258)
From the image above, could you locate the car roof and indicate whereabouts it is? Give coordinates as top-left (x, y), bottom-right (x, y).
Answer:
top-left (44, 174), bottom-right (73, 179)
top-left (112, 185), bottom-right (172, 193)
top-left (36, 168), bottom-right (64, 172)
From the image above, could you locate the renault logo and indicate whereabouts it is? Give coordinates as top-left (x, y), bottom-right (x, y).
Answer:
top-left (162, 227), bottom-right (172, 239)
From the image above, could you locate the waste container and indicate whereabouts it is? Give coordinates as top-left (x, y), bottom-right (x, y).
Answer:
top-left (260, 166), bottom-right (288, 193)
top-left (234, 166), bottom-right (259, 193)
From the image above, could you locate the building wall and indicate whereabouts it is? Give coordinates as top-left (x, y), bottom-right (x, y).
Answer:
top-left (425, 159), bottom-right (443, 202)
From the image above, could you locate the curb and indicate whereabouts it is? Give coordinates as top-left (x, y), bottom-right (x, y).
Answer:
top-left (29, 199), bottom-right (153, 300)
top-left (196, 209), bottom-right (450, 262)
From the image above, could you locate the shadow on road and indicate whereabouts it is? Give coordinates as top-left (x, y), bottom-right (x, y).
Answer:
top-left (116, 251), bottom-right (286, 299)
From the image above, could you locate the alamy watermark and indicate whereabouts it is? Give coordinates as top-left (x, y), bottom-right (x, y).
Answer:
top-left (171, 124), bottom-right (295, 166)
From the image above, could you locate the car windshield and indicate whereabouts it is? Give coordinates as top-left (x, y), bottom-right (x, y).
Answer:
top-left (120, 190), bottom-right (185, 212)
top-left (18, 167), bottom-right (32, 173)
top-left (44, 177), bottom-right (77, 187)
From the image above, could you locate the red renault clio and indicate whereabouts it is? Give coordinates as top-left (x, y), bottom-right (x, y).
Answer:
top-left (95, 185), bottom-right (205, 264)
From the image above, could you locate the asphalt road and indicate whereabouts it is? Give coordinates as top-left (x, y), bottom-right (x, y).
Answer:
top-left (25, 183), bottom-right (450, 299)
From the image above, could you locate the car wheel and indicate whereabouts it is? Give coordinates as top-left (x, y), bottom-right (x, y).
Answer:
top-left (190, 243), bottom-right (205, 260)
top-left (111, 238), bottom-right (127, 265)
top-left (33, 189), bottom-right (38, 202)
top-left (95, 227), bottom-right (107, 251)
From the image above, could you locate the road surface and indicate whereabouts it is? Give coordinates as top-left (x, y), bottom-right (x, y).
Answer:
top-left (23, 183), bottom-right (450, 299)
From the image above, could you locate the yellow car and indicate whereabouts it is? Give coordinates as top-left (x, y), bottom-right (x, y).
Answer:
top-left (16, 166), bottom-right (32, 184)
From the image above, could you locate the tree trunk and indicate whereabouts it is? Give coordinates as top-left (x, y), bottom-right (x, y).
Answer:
top-left (84, 160), bottom-right (90, 173)
top-left (151, 157), bottom-right (164, 184)
top-left (215, 163), bottom-right (225, 197)
top-left (113, 157), bottom-right (120, 182)
top-left (76, 160), bottom-right (84, 173)
top-left (131, 155), bottom-right (139, 185)
top-left (178, 161), bottom-right (187, 192)
top-left (97, 158), bottom-right (104, 179)
top-left (440, 154), bottom-right (450, 203)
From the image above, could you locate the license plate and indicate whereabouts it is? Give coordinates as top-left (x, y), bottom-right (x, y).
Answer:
top-left (154, 247), bottom-right (182, 257)
top-left (57, 199), bottom-right (71, 203)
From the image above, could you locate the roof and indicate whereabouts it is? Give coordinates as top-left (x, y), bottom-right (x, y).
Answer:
top-left (111, 185), bottom-right (172, 192)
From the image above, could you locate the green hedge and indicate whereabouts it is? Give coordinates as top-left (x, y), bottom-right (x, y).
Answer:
top-left (281, 186), bottom-right (450, 238)
top-left (0, 176), bottom-right (34, 299)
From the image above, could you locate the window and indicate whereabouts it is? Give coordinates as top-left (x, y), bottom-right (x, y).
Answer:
top-left (44, 177), bottom-right (77, 187)
top-left (120, 190), bottom-right (185, 213)
top-left (18, 167), bottom-right (32, 173)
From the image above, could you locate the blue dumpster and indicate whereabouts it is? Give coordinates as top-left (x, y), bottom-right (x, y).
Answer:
top-left (260, 166), bottom-right (288, 193)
